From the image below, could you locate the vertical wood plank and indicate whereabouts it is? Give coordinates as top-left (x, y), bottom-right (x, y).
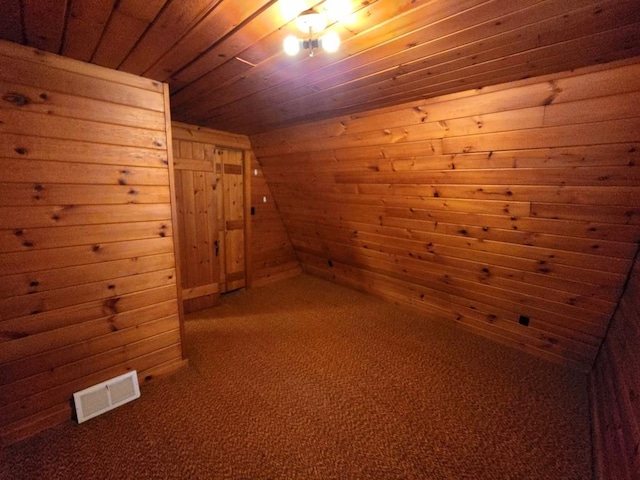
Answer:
top-left (162, 85), bottom-right (186, 359)
top-left (222, 148), bottom-right (246, 291)
top-left (244, 150), bottom-right (254, 287)
top-left (215, 148), bottom-right (227, 291)
top-left (172, 134), bottom-right (219, 312)
top-left (171, 121), bottom-right (299, 291)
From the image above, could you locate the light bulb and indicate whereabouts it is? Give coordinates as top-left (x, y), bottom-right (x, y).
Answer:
top-left (283, 35), bottom-right (301, 56)
top-left (321, 31), bottom-right (340, 53)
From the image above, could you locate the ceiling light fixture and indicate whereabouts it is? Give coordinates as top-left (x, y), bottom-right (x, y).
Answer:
top-left (283, 8), bottom-right (340, 57)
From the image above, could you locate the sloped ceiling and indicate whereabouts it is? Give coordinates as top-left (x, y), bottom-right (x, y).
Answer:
top-left (1, 0), bottom-right (639, 135)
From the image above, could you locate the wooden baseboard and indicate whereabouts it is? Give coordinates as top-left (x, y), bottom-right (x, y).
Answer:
top-left (1, 403), bottom-right (71, 448)
top-left (138, 357), bottom-right (189, 386)
top-left (250, 266), bottom-right (302, 288)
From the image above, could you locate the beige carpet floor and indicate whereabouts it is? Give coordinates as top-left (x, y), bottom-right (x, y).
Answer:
top-left (1, 274), bottom-right (592, 479)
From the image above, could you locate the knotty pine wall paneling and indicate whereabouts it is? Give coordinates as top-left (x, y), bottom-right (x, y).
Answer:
top-left (249, 151), bottom-right (302, 287)
top-left (171, 122), bottom-right (300, 292)
top-left (590, 252), bottom-right (640, 480)
top-left (0, 40), bottom-right (186, 446)
top-left (251, 57), bottom-right (640, 372)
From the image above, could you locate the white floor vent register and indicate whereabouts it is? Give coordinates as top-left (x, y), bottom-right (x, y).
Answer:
top-left (73, 371), bottom-right (141, 423)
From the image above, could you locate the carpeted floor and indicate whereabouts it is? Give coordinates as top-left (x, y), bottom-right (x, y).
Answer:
top-left (1, 274), bottom-right (592, 479)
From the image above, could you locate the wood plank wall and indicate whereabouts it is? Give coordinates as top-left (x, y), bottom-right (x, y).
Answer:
top-left (251, 58), bottom-right (640, 372)
top-left (250, 151), bottom-right (302, 287)
top-left (171, 122), bottom-right (300, 289)
top-left (590, 252), bottom-right (640, 480)
top-left (0, 40), bottom-right (186, 446)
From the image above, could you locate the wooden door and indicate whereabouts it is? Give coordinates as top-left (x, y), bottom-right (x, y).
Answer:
top-left (174, 140), bottom-right (219, 313)
top-left (216, 148), bottom-right (246, 292)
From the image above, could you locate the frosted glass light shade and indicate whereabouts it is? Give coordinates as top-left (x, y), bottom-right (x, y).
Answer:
top-left (321, 31), bottom-right (340, 53)
top-left (283, 35), bottom-right (301, 56)
top-left (295, 9), bottom-right (326, 33)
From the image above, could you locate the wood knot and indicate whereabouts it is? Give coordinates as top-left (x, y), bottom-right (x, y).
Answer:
top-left (3, 92), bottom-right (30, 106)
top-left (104, 297), bottom-right (121, 315)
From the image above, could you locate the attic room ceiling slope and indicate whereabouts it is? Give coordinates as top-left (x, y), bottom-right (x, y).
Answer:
top-left (1, 0), bottom-right (639, 135)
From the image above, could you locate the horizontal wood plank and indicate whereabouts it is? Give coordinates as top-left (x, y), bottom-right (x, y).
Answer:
top-left (0, 80), bottom-right (167, 131)
top-left (254, 60), bottom-right (640, 371)
top-left (0, 236), bottom-right (175, 278)
top-left (0, 287), bottom-right (179, 358)
top-left (0, 268), bottom-right (176, 320)
top-left (0, 344), bottom-right (182, 427)
top-left (0, 203), bottom-right (171, 230)
top-left (0, 183), bottom-right (171, 207)
top-left (0, 40), bottom-right (182, 447)
top-left (0, 221), bottom-right (172, 255)
top-left (0, 133), bottom-right (169, 168)
top-left (0, 109), bottom-right (167, 150)
top-left (0, 252), bottom-right (175, 298)
top-left (0, 323), bottom-right (180, 404)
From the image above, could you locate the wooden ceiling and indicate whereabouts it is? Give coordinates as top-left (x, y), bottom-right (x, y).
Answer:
top-left (1, 0), bottom-right (639, 135)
